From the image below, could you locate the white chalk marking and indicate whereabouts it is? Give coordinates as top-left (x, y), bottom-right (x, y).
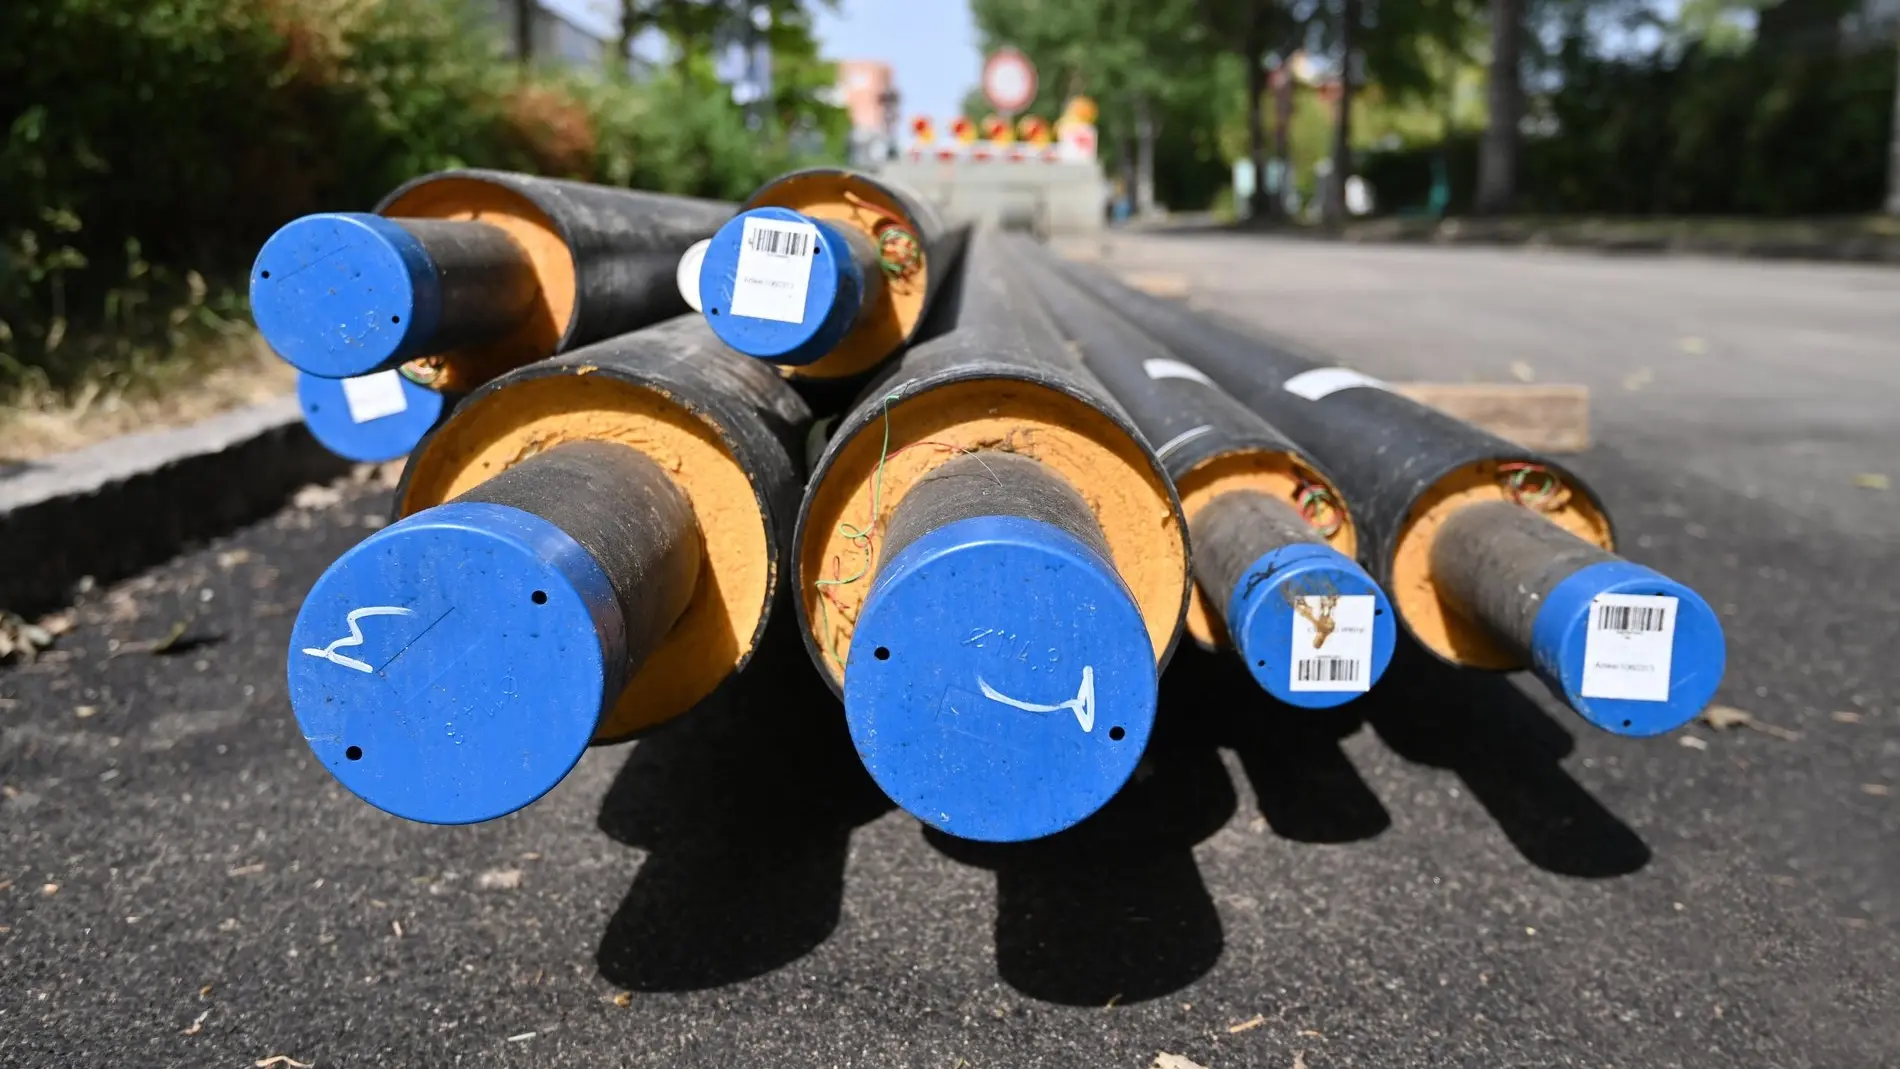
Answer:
top-left (300, 606), bottom-right (416, 673)
top-left (978, 666), bottom-right (1096, 733)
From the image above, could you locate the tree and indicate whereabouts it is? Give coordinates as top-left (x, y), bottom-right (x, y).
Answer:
top-left (1201, 0), bottom-right (1301, 218)
top-left (1323, 0), bottom-right (1361, 224)
top-left (970, 0), bottom-right (1221, 212)
top-left (514, 0), bottom-right (535, 64)
top-left (1890, 34), bottom-right (1900, 215)
top-left (1475, 0), bottom-right (1521, 213)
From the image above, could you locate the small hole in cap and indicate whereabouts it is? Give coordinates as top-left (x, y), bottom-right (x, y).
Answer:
top-left (873, 646), bottom-right (890, 661)
top-left (1108, 726), bottom-right (1126, 741)
top-left (531, 590), bottom-right (548, 605)
top-left (345, 745), bottom-right (363, 761)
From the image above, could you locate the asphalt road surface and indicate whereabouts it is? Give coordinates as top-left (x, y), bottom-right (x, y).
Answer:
top-left (3, 236), bottom-right (1897, 1068)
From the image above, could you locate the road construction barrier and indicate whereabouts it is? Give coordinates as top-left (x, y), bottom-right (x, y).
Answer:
top-left (1007, 235), bottom-right (1394, 707)
top-left (286, 315), bottom-right (809, 823)
top-left (795, 225), bottom-right (1187, 842)
top-left (251, 170), bottom-right (733, 460)
top-left (696, 168), bottom-right (968, 383)
top-left (1050, 261), bottom-right (1725, 737)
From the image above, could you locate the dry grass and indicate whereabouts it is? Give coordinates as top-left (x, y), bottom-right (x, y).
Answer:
top-left (0, 327), bottom-right (295, 462)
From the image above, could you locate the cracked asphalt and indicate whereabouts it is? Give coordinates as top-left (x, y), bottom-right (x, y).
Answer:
top-left (3, 235), bottom-right (1897, 1068)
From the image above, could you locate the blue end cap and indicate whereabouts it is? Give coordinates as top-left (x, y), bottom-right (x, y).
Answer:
top-left (297, 370), bottom-right (448, 463)
top-left (698, 207), bottom-right (865, 366)
top-left (1224, 542), bottom-right (1396, 710)
top-left (843, 515), bottom-right (1158, 843)
top-left (251, 213), bottom-right (443, 378)
top-left (286, 501), bottom-right (624, 825)
top-left (1530, 559), bottom-right (1727, 737)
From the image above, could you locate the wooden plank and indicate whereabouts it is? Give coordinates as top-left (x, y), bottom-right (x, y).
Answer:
top-left (1117, 271), bottom-right (1191, 298)
top-left (1389, 383), bottom-right (1591, 454)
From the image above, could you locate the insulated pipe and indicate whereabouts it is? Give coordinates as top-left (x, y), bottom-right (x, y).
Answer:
top-left (252, 171), bottom-right (734, 456)
top-left (1431, 502), bottom-right (1724, 736)
top-left (288, 441), bottom-right (700, 824)
top-left (287, 314), bottom-right (811, 825)
top-left (797, 225), bottom-right (1188, 842)
top-left (1009, 244), bottom-right (1394, 707)
top-left (698, 168), bottom-right (969, 381)
top-left (1050, 261), bottom-right (1725, 736)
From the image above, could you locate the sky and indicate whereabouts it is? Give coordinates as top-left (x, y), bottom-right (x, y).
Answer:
top-left (545, 0), bottom-right (985, 125)
top-left (809, 0), bottom-right (983, 125)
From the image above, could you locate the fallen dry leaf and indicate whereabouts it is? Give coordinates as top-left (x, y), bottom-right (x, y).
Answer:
top-left (1679, 735), bottom-right (1709, 751)
top-left (182, 1009), bottom-right (210, 1036)
top-left (1228, 1014), bottom-right (1266, 1034)
top-left (0, 612), bottom-right (60, 664)
top-left (41, 883), bottom-right (58, 896)
top-left (1852, 473), bottom-right (1890, 491)
top-left (1294, 1051), bottom-right (1310, 1069)
top-left (613, 991), bottom-right (632, 1007)
top-left (1832, 711), bottom-right (1863, 724)
top-left (1699, 704), bottom-right (1799, 741)
top-left (228, 863), bottom-right (266, 877)
top-left (293, 483), bottom-right (344, 510)
top-left (254, 1058), bottom-right (312, 1068)
top-left (476, 868), bottom-right (523, 890)
top-left (74, 706), bottom-right (97, 719)
top-left (1154, 1055), bottom-right (1209, 1069)
top-left (1509, 360), bottom-right (1536, 382)
top-left (1862, 784), bottom-right (1891, 797)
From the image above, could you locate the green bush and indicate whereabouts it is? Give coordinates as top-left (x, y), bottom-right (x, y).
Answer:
top-left (0, 0), bottom-right (839, 397)
top-left (1360, 38), bottom-right (1896, 217)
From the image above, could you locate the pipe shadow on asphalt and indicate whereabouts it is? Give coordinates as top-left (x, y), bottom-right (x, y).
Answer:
top-left (1360, 639), bottom-right (1653, 879)
top-left (591, 615), bottom-right (1648, 1001)
top-left (592, 621), bottom-right (894, 992)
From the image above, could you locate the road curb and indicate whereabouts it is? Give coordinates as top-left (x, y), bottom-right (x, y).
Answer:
top-left (0, 396), bottom-right (351, 616)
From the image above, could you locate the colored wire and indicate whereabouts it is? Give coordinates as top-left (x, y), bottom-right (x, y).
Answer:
top-left (1294, 477), bottom-right (1345, 539)
top-left (1498, 461), bottom-right (1570, 511)
top-left (814, 394), bottom-right (899, 670)
top-left (877, 226), bottom-right (923, 279)
top-left (399, 356), bottom-right (445, 388)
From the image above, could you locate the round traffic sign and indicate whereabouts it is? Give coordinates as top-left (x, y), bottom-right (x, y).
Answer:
top-left (982, 48), bottom-right (1038, 115)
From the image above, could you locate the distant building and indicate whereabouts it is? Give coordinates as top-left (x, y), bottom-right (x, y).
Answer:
top-left (479, 0), bottom-right (615, 71)
top-left (836, 60), bottom-right (898, 166)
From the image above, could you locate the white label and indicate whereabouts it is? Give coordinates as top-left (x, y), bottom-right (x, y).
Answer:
top-left (1282, 367), bottom-right (1387, 402)
top-left (1154, 424), bottom-right (1215, 461)
top-left (1143, 358), bottom-right (1214, 387)
top-left (676, 238), bottom-right (711, 313)
top-left (1289, 594), bottom-right (1375, 693)
top-left (1580, 594), bottom-right (1677, 701)
top-left (728, 217), bottom-right (819, 323)
top-left (341, 371), bottom-right (409, 423)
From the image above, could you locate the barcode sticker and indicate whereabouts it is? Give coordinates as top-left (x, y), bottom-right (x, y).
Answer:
top-left (728, 216), bottom-right (819, 324)
top-left (1289, 594), bottom-right (1376, 693)
top-left (1282, 367), bottom-right (1386, 402)
top-left (341, 371), bottom-right (409, 423)
top-left (1580, 593), bottom-right (1678, 701)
